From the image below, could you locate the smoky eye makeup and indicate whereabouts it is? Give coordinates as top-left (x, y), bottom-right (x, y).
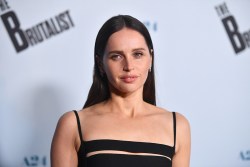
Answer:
top-left (110, 54), bottom-right (123, 61)
top-left (133, 51), bottom-right (144, 58)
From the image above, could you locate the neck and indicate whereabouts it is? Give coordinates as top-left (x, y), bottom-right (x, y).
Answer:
top-left (107, 90), bottom-right (145, 118)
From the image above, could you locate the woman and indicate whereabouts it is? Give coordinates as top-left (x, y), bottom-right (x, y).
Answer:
top-left (51, 15), bottom-right (191, 167)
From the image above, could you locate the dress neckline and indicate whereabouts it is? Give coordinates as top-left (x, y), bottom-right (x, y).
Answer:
top-left (83, 138), bottom-right (174, 148)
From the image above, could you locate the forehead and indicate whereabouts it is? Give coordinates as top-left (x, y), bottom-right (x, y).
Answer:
top-left (105, 28), bottom-right (148, 51)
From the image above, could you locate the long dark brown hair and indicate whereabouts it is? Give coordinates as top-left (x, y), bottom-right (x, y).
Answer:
top-left (83, 15), bottom-right (156, 108)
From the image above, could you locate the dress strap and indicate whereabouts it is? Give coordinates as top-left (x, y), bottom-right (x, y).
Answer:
top-left (73, 110), bottom-right (83, 142)
top-left (172, 112), bottom-right (176, 150)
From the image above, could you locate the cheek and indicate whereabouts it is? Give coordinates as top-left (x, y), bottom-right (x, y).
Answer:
top-left (139, 60), bottom-right (151, 73)
top-left (137, 63), bottom-right (150, 81)
top-left (140, 60), bottom-right (151, 80)
top-left (103, 62), bottom-right (119, 81)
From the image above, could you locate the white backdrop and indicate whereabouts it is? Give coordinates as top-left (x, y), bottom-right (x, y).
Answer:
top-left (0, 0), bottom-right (250, 167)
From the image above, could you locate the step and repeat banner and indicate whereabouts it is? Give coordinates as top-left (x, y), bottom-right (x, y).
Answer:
top-left (0, 0), bottom-right (250, 167)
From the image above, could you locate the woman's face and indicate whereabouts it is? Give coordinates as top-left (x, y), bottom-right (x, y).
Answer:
top-left (102, 28), bottom-right (152, 95)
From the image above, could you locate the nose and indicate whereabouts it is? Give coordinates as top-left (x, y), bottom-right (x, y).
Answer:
top-left (123, 57), bottom-right (134, 72)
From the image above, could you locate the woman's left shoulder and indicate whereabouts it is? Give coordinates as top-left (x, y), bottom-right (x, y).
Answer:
top-left (157, 106), bottom-right (189, 124)
top-left (154, 106), bottom-right (190, 131)
top-left (173, 111), bottom-right (191, 154)
top-left (146, 104), bottom-right (190, 127)
top-left (173, 111), bottom-right (190, 129)
top-left (149, 105), bottom-right (171, 117)
top-left (151, 105), bottom-right (191, 156)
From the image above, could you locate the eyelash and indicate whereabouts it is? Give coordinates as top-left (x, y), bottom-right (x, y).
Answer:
top-left (110, 54), bottom-right (122, 60)
top-left (110, 52), bottom-right (144, 61)
top-left (133, 52), bottom-right (143, 58)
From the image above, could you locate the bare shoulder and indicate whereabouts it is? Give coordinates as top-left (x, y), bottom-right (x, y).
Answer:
top-left (149, 104), bottom-right (191, 140)
top-left (51, 112), bottom-right (80, 167)
top-left (147, 104), bottom-right (174, 118)
top-left (52, 111), bottom-right (79, 142)
top-left (77, 102), bottom-right (111, 119)
top-left (77, 104), bottom-right (100, 119)
top-left (154, 104), bottom-right (190, 125)
top-left (175, 112), bottom-right (190, 135)
top-left (56, 111), bottom-right (78, 130)
top-left (145, 103), bottom-right (190, 127)
top-left (174, 112), bottom-right (191, 155)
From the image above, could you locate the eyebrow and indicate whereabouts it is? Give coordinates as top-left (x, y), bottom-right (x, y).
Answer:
top-left (107, 48), bottom-right (146, 55)
top-left (132, 48), bottom-right (146, 52)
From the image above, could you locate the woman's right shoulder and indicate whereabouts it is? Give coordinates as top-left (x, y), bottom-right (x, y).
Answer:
top-left (56, 107), bottom-right (94, 124)
top-left (54, 111), bottom-right (79, 135)
top-left (51, 111), bottom-right (83, 166)
top-left (56, 103), bottom-right (103, 127)
top-left (56, 109), bottom-right (89, 125)
top-left (52, 110), bottom-right (91, 143)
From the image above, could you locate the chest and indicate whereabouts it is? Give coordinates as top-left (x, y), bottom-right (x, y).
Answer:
top-left (82, 114), bottom-right (173, 145)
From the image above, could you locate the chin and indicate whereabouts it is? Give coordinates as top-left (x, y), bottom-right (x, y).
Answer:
top-left (114, 85), bottom-right (143, 95)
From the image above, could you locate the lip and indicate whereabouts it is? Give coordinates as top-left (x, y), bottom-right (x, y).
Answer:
top-left (120, 75), bottom-right (139, 83)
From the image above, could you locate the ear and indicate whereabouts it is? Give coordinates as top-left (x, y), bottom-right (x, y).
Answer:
top-left (149, 49), bottom-right (153, 67)
top-left (150, 49), bottom-right (154, 56)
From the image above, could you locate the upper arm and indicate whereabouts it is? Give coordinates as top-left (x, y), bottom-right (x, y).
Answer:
top-left (172, 112), bottom-right (191, 167)
top-left (50, 112), bottom-right (79, 167)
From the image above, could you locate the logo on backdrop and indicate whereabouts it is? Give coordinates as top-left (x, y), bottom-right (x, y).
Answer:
top-left (0, 0), bottom-right (74, 53)
top-left (240, 150), bottom-right (250, 161)
top-left (23, 155), bottom-right (47, 167)
top-left (215, 2), bottom-right (250, 54)
top-left (143, 21), bottom-right (157, 32)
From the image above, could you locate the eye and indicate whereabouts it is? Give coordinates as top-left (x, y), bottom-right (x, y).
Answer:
top-left (110, 54), bottom-right (123, 61)
top-left (133, 52), bottom-right (143, 58)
